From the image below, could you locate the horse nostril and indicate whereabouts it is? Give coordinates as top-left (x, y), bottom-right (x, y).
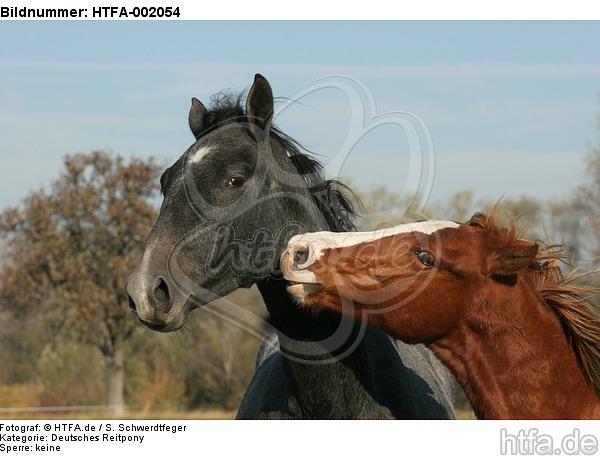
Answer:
top-left (153, 277), bottom-right (172, 312)
top-left (128, 296), bottom-right (137, 314)
top-left (293, 246), bottom-right (310, 266)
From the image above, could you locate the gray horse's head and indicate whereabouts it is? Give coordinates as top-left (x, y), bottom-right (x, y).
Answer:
top-left (127, 74), bottom-right (355, 332)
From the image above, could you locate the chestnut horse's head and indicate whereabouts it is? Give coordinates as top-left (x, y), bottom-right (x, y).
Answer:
top-left (281, 215), bottom-right (538, 344)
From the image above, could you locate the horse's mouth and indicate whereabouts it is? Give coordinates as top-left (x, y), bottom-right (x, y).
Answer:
top-left (138, 312), bottom-right (189, 333)
top-left (132, 295), bottom-right (195, 333)
top-left (286, 281), bottom-right (324, 303)
top-left (145, 321), bottom-right (178, 332)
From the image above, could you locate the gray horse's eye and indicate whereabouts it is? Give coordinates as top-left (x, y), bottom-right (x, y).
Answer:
top-left (415, 250), bottom-right (435, 267)
top-left (226, 176), bottom-right (246, 188)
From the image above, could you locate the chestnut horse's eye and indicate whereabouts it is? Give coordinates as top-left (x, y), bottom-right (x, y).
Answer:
top-left (226, 176), bottom-right (246, 188)
top-left (415, 250), bottom-right (435, 267)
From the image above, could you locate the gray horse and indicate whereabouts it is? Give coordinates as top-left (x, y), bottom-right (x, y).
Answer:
top-left (127, 74), bottom-right (455, 418)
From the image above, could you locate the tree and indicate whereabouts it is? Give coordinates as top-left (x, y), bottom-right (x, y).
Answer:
top-left (544, 94), bottom-right (600, 264)
top-left (0, 151), bottom-right (161, 414)
top-left (352, 183), bottom-right (545, 241)
top-left (348, 184), bottom-right (434, 231)
top-left (573, 97), bottom-right (600, 260)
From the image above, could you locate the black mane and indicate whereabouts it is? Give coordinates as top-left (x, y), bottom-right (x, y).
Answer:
top-left (197, 90), bottom-right (358, 233)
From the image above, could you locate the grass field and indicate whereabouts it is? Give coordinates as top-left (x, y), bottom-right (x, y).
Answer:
top-left (0, 408), bottom-right (237, 420)
top-left (0, 406), bottom-right (474, 420)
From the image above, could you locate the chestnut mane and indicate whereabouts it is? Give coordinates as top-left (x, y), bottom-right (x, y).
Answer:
top-left (467, 209), bottom-right (600, 396)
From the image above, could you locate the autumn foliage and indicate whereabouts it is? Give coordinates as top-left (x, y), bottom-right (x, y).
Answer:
top-left (0, 151), bottom-right (161, 413)
top-left (0, 151), bottom-right (263, 416)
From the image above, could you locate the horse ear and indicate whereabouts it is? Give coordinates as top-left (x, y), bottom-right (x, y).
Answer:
top-left (189, 97), bottom-right (207, 139)
top-left (246, 74), bottom-right (274, 129)
top-left (486, 242), bottom-right (538, 276)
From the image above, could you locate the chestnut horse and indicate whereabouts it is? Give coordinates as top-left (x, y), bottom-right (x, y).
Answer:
top-left (281, 211), bottom-right (600, 419)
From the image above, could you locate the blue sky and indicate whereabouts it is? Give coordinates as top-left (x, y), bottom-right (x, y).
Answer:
top-left (1, 21), bottom-right (600, 212)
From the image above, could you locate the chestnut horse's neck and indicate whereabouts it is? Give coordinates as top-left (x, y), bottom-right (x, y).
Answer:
top-left (430, 277), bottom-right (599, 419)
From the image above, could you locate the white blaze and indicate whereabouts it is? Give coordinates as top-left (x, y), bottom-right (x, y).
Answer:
top-left (189, 146), bottom-right (213, 164)
top-left (284, 220), bottom-right (460, 280)
top-left (289, 220), bottom-right (459, 252)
